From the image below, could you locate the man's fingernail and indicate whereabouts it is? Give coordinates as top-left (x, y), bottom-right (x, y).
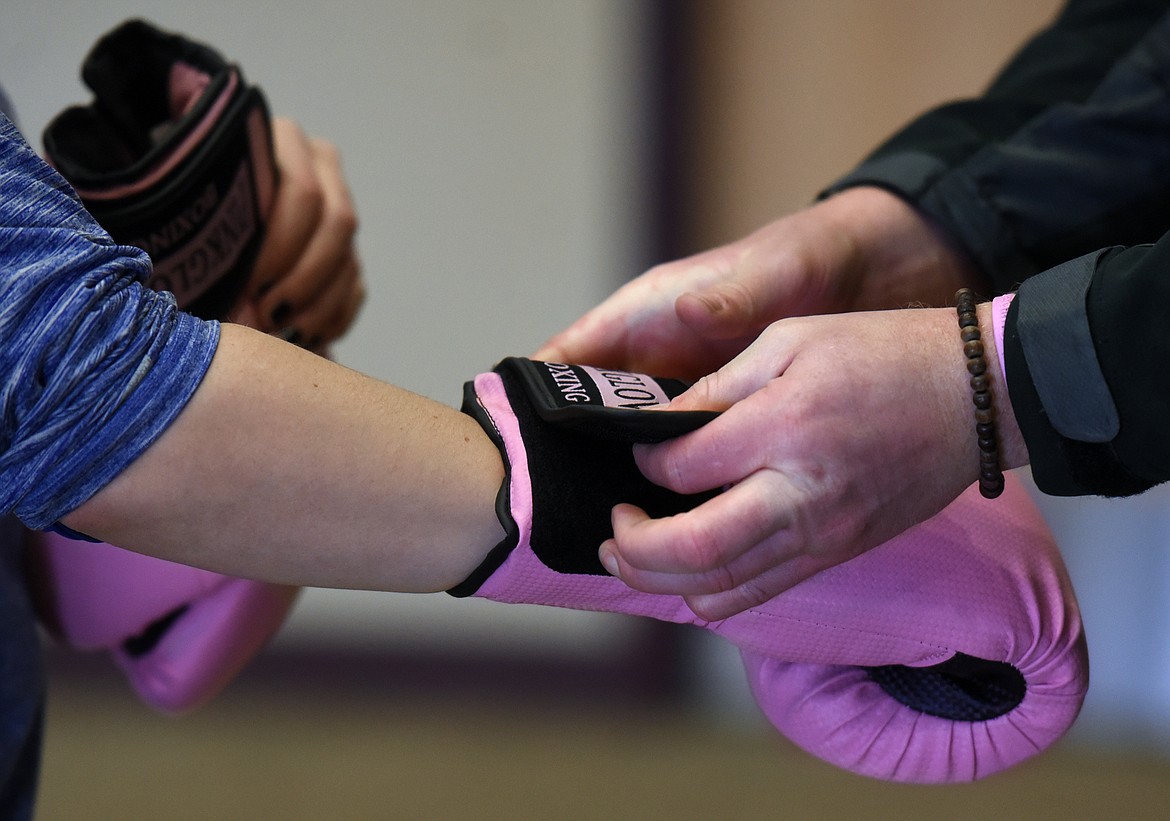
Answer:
top-left (600, 549), bottom-right (620, 578)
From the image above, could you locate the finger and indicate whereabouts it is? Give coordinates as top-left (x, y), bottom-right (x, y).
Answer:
top-left (634, 385), bottom-right (789, 495)
top-left (532, 325), bottom-right (590, 364)
top-left (531, 336), bottom-right (568, 363)
top-left (633, 435), bottom-right (732, 497)
top-left (226, 301), bottom-right (261, 330)
top-left (285, 252), bottom-right (365, 347)
top-left (609, 472), bottom-right (800, 585)
top-left (256, 138), bottom-right (359, 332)
top-left (683, 554), bottom-right (829, 621)
top-left (601, 505), bottom-right (778, 598)
top-left (533, 310), bottom-right (628, 368)
top-left (532, 264), bottom-right (695, 368)
top-left (318, 254), bottom-right (366, 344)
top-left (673, 246), bottom-right (791, 340)
top-left (661, 332), bottom-right (795, 416)
top-left (676, 284), bottom-right (765, 342)
top-left (248, 118), bottom-right (322, 305)
top-left (260, 138), bottom-right (357, 310)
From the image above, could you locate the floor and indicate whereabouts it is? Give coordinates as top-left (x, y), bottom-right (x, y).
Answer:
top-left (34, 650), bottom-right (1170, 821)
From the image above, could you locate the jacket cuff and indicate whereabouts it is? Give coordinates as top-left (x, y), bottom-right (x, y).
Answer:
top-left (1004, 254), bottom-right (1153, 497)
top-left (822, 152), bottom-right (1036, 293)
top-left (820, 151), bottom-right (951, 202)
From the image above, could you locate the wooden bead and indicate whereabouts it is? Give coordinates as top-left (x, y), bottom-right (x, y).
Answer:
top-left (957, 288), bottom-right (1004, 501)
top-left (979, 477), bottom-right (1005, 499)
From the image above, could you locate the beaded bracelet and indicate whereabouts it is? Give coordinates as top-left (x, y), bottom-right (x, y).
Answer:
top-left (955, 288), bottom-right (1004, 499)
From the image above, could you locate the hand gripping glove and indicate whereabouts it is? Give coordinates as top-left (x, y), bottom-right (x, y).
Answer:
top-left (42, 18), bottom-right (276, 320)
top-left (29, 20), bottom-right (292, 712)
top-left (452, 358), bottom-right (1089, 783)
top-left (29, 534), bottom-right (297, 713)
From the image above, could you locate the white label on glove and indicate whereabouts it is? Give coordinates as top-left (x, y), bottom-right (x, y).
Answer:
top-left (579, 365), bottom-right (671, 409)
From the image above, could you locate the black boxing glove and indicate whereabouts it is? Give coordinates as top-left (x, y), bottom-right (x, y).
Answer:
top-left (43, 18), bottom-right (276, 319)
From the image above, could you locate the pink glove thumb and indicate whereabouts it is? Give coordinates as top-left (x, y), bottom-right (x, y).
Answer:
top-left (29, 532), bottom-right (297, 713)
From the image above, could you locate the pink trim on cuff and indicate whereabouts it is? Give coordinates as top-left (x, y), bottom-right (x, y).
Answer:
top-left (991, 293), bottom-right (1014, 387)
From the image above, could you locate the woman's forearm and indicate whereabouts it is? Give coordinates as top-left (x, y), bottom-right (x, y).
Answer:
top-left (64, 324), bottom-right (506, 593)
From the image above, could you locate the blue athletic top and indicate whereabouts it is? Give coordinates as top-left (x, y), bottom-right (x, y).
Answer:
top-left (0, 114), bottom-right (219, 528)
top-left (0, 99), bottom-right (219, 817)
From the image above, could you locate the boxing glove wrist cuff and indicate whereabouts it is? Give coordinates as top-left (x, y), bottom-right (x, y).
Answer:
top-left (450, 357), bottom-right (717, 597)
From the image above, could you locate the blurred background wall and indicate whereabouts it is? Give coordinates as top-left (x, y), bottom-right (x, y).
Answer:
top-left (4, 1), bottom-right (1170, 817)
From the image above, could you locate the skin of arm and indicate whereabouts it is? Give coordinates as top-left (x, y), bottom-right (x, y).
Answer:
top-left (63, 324), bottom-right (506, 594)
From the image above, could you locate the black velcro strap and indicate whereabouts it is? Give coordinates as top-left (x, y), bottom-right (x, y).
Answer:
top-left (448, 359), bottom-right (718, 596)
top-left (43, 19), bottom-right (276, 321)
top-left (500, 357), bottom-right (718, 441)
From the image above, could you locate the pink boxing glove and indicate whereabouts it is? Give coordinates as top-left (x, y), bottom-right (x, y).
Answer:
top-left (29, 532), bottom-right (297, 713)
top-left (452, 358), bottom-right (1088, 783)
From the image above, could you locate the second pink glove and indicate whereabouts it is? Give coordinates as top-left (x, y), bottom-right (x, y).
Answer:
top-left (29, 534), bottom-right (297, 713)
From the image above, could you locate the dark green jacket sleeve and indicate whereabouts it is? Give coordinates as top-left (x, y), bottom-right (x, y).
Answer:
top-left (824, 0), bottom-right (1170, 497)
top-left (825, 0), bottom-right (1170, 292)
top-left (1004, 239), bottom-right (1170, 497)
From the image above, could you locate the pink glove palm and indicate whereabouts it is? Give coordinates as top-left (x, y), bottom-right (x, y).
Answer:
top-left (453, 359), bottom-right (1087, 783)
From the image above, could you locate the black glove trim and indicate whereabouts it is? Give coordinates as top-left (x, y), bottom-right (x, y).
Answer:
top-left (447, 379), bottom-right (522, 598)
top-left (866, 653), bottom-right (1026, 723)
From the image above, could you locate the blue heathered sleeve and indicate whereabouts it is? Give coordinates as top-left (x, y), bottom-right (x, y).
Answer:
top-left (0, 114), bottom-right (220, 529)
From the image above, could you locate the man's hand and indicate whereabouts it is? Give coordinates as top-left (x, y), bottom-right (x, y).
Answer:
top-left (599, 303), bottom-right (1025, 620)
top-left (536, 187), bottom-right (982, 381)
